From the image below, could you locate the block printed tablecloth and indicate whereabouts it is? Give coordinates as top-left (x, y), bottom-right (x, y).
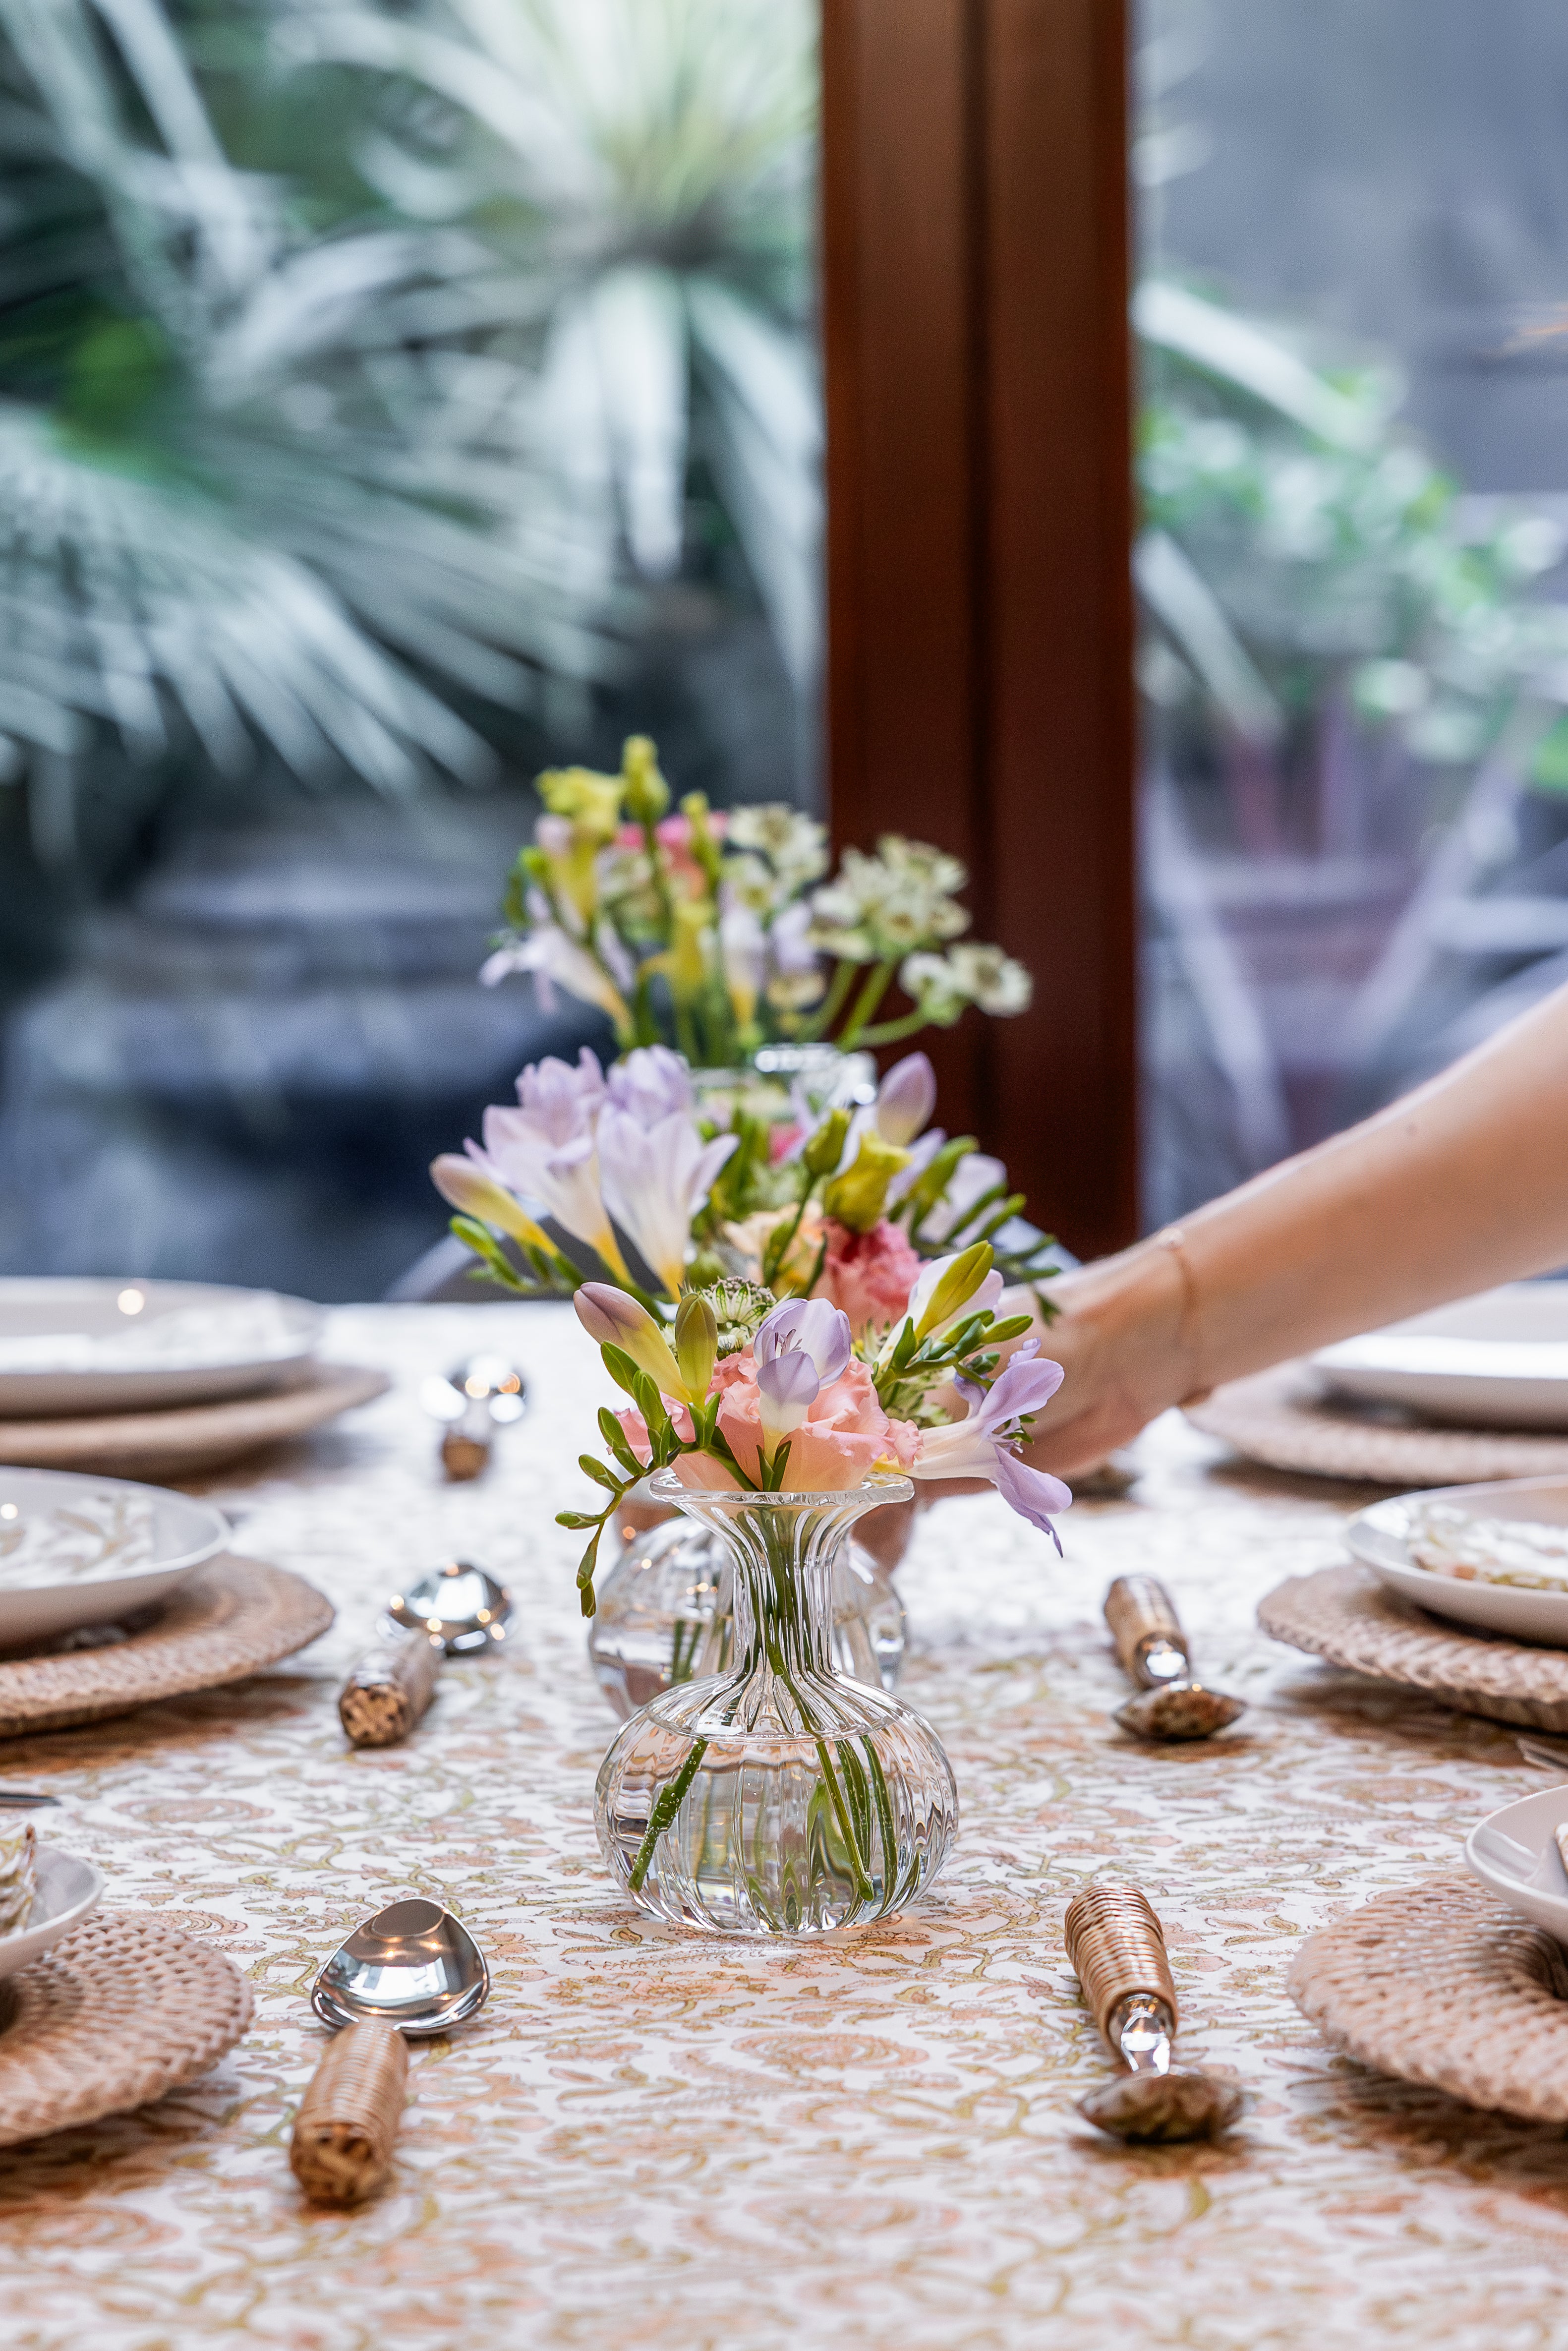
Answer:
top-left (2, 1303), bottom-right (1567, 2351)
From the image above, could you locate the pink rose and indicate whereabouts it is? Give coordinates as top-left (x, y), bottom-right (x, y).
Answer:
top-left (814, 1217), bottom-right (923, 1339)
top-left (677, 1353), bottom-right (913, 1492)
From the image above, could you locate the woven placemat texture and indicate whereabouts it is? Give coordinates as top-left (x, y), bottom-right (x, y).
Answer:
top-left (0, 1908), bottom-right (252, 2148)
top-left (0, 1556), bottom-right (334, 1737)
top-left (1187, 1361), bottom-right (1568, 1486)
top-left (1289, 1875), bottom-right (1568, 2121)
top-left (0, 1363), bottom-right (389, 1479)
top-left (1259, 1562), bottom-right (1568, 1731)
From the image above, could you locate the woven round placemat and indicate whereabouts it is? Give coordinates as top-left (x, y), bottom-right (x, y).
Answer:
top-left (0, 1907), bottom-right (253, 2147)
top-left (1186, 1361), bottom-right (1568, 1487)
top-left (0, 1363), bottom-right (389, 1480)
top-left (1289, 1874), bottom-right (1568, 2121)
top-left (1259, 1562), bottom-right (1568, 1731)
top-left (0, 1555), bottom-right (334, 1737)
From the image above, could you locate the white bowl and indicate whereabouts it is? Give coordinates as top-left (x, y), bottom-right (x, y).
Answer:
top-left (0, 1847), bottom-right (106, 1982)
top-left (1465, 1784), bottom-right (1568, 1946)
top-left (1313, 1283), bottom-right (1568, 1429)
top-left (0, 1279), bottom-right (324, 1419)
top-left (0, 1467), bottom-right (228, 1648)
top-left (1346, 1475), bottom-right (1568, 1647)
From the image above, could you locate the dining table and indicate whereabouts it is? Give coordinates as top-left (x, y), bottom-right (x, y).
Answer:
top-left (1, 1298), bottom-right (1563, 2351)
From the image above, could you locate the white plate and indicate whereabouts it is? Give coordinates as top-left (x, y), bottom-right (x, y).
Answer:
top-left (0, 1846), bottom-right (106, 1983)
top-left (0, 1280), bottom-right (323, 1419)
top-left (1313, 1283), bottom-right (1568, 1429)
top-left (0, 1468), bottom-right (228, 1648)
top-left (1346, 1474), bottom-right (1568, 1646)
top-left (1465, 1784), bottom-right (1568, 1947)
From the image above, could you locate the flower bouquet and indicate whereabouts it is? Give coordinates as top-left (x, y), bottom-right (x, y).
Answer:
top-left (572, 1265), bottom-right (1067, 1938)
top-left (479, 734), bottom-right (1032, 1069)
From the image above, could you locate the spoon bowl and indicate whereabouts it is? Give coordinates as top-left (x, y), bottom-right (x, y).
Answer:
top-left (1077, 2066), bottom-right (1244, 2145)
top-left (311, 1897), bottom-right (490, 2037)
top-left (386, 1560), bottom-right (513, 1654)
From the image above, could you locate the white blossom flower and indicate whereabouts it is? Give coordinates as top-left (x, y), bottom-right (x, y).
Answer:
top-left (475, 1051), bottom-right (632, 1278)
top-left (597, 1106), bottom-right (737, 1296)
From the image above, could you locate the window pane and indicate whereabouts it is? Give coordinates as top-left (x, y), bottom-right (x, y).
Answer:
top-left (1138, 0), bottom-right (1568, 1225)
top-left (0, 0), bottom-right (821, 1298)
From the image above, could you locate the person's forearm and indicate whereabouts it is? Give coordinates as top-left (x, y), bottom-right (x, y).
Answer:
top-left (1024, 980), bottom-right (1568, 1473)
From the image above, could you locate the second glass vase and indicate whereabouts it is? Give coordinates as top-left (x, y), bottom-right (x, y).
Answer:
top-left (594, 1470), bottom-right (957, 1937)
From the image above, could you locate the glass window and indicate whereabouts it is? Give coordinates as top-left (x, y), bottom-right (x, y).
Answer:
top-left (1138, 0), bottom-right (1568, 1226)
top-left (0, 0), bottom-right (821, 1298)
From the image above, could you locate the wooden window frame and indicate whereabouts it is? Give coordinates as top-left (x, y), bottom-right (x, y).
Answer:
top-left (821, 0), bottom-right (1139, 1261)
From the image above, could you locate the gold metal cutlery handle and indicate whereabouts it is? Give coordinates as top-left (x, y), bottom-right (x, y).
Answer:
top-left (290, 2019), bottom-right (409, 2207)
top-left (1064, 1882), bottom-right (1178, 2046)
top-left (1103, 1575), bottom-right (1188, 1687)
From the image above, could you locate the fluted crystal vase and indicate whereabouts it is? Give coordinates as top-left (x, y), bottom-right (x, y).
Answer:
top-left (594, 1469), bottom-right (957, 1936)
top-left (587, 1516), bottom-right (908, 1717)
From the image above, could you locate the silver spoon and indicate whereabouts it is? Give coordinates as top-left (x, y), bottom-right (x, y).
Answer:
top-left (385, 1559), bottom-right (514, 1654)
top-left (1104, 1575), bottom-right (1246, 1742)
top-left (311, 1896), bottom-right (490, 2035)
top-left (420, 1355), bottom-right (527, 1481)
top-left (291, 1899), bottom-right (491, 2206)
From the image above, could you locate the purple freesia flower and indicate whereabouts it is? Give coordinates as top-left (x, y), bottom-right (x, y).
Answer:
top-left (596, 1106), bottom-right (736, 1298)
top-left (470, 1051), bottom-right (630, 1278)
top-left (755, 1347), bottom-right (824, 1441)
top-left (754, 1297), bottom-right (853, 1386)
top-left (605, 1045), bottom-right (693, 1126)
top-left (874, 1052), bottom-right (937, 1147)
top-left (911, 1340), bottom-right (1071, 1549)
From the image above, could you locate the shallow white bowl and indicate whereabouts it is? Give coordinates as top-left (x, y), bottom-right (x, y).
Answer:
top-left (1346, 1475), bottom-right (1568, 1648)
top-left (0, 1468), bottom-right (229, 1648)
top-left (0, 1847), bottom-right (106, 1983)
top-left (1313, 1283), bottom-right (1568, 1429)
top-left (1465, 1784), bottom-right (1568, 1947)
top-left (0, 1279), bottom-right (323, 1419)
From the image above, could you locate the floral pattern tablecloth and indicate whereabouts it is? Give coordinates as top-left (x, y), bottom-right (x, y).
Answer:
top-left (1, 1302), bottom-right (1564, 2351)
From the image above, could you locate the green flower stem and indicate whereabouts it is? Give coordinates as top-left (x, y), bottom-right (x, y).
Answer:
top-left (835, 959), bottom-right (897, 1050)
top-left (799, 956), bottom-right (859, 1044)
top-left (628, 1736), bottom-right (709, 1891)
top-left (855, 1004), bottom-right (935, 1048)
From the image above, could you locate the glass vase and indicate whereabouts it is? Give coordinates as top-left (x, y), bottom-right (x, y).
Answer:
top-left (594, 1470), bottom-right (957, 1936)
top-left (587, 1516), bottom-right (907, 1718)
top-left (688, 1042), bottom-right (877, 1133)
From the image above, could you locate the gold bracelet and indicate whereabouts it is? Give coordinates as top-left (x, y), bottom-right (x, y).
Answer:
top-left (1151, 1226), bottom-right (1211, 1406)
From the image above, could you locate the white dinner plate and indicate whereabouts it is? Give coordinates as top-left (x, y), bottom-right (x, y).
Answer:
top-left (0, 1467), bottom-right (229, 1647)
top-left (1346, 1474), bottom-right (1568, 1647)
top-left (0, 1279), bottom-right (323, 1420)
top-left (1313, 1283), bottom-right (1568, 1429)
top-left (1465, 1784), bottom-right (1568, 1947)
top-left (0, 1847), bottom-right (106, 1983)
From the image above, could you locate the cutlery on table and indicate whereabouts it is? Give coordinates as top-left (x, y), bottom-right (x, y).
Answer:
top-left (0, 1789), bottom-right (60, 1807)
top-left (1064, 1881), bottom-right (1244, 2144)
top-left (338, 1629), bottom-right (443, 1748)
top-left (385, 1559), bottom-right (514, 1655)
top-left (290, 1898), bottom-right (491, 2207)
top-left (419, 1354), bottom-right (527, 1482)
top-left (1104, 1575), bottom-right (1246, 1741)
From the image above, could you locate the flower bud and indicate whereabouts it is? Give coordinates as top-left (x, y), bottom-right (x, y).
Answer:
top-left (673, 1293), bottom-right (718, 1401)
top-left (911, 1241), bottom-right (996, 1341)
top-left (431, 1157), bottom-right (553, 1256)
top-left (822, 1133), bottom-right (912, 1235)
top-left (874, 1053), bottom-right (936, 1147)
top-left (802, 1106), bottom-right (852, 1179)
top-left (621, 735), bottom-right (671, 823)
top-left (573, 1284), bottom-right (688, 1399)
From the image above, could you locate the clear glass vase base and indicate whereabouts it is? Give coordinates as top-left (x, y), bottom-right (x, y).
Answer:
top-left (595, 1678), bottom-right (957, 1936)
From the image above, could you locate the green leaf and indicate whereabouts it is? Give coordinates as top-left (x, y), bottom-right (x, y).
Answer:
top-left (579, 1453), bottom-right (623, 1493)
top-left (557, 1509), bottom-right (600, 1530)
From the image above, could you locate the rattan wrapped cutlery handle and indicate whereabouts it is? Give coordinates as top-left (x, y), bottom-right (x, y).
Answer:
top-left (1064, 1882), bottom-right (1178, 2045)
top-left (290, 2020), bottom-right (409, 2207)
top-left (1103, 1576), bottom-right (1189, 1687)
top-left (338, 1633), bottom-right (441, 1748)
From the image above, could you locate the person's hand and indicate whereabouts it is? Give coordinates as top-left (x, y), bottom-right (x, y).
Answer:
top-left (1011, 1247), bottom-right (1195, 1478)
